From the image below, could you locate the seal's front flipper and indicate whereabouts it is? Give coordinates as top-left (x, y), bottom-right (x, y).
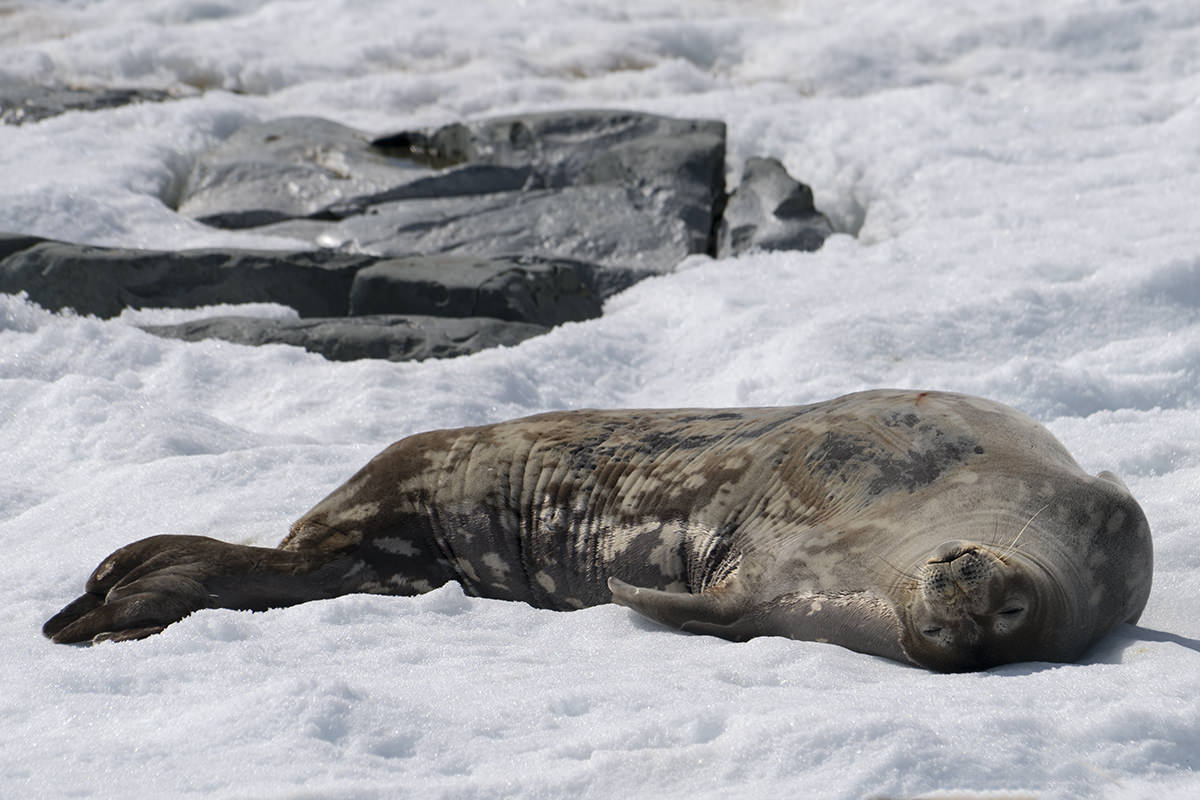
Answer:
top-left (43, 535), bottom-right (358, 644)
top-left (689, 591), bottom-right (912, 664)
top-left (610, 576), bottom-right (913, 665)
top-left (608, 576), bottom-right (746, 630)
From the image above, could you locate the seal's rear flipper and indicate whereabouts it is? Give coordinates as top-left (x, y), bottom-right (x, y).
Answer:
top-left (610, 577), bottom-right (913, 665)
top-left (43, 535), bottom-right (360, 644)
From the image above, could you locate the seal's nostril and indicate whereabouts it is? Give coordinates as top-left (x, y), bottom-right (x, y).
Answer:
top-left (929, 540), bottom-right (976, 564)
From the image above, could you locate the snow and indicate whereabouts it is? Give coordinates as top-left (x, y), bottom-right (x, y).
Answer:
top-left (2, 1), bottom-right (1199, 797)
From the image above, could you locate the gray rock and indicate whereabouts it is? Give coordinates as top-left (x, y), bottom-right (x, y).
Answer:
top-left (0, 113), bottom-right (838, 366)
top-left (0, 242), bottom-right (374, 318)
top-left (349, 254), bottom-right (602, 327)
top-left (371, 110), bottom-right (726, 245)
top-left (717, 157), bottom-right (833, 257)
top-left (0, 233), bottom-right (47, 260)
top-left (0, 238), bottom-right (627, 329)
top-left (179, 110), bottom-right (727, 273)
top-left (374, 111), bottom-right (720, 188)
top-left (303, 183), bottom-right (697, 273)
top-left (0, 85), bottom-right (173, 125)
top-left (140, 314), bottom-right (547, 362)
top-left (176, 117), bottom-right (453, 228)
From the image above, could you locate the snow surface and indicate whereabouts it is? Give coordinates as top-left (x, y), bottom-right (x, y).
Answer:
top-left (2, 1), bottom-right (1199, 797)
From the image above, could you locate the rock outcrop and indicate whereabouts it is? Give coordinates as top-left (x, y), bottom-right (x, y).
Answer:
top-left (1, 109), bottom-right (834, 362)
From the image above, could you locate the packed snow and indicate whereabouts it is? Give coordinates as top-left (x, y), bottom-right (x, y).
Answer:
top-left (2, 1), bottom-right (1199, 797)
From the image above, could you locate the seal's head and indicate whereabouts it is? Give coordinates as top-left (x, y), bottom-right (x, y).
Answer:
top-left (899, 540), bottom-right (1062, 671)
top-left (898, 472), bottom-right (1153, 672)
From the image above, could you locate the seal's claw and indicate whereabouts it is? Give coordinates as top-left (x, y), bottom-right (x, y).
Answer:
top-left (92, 626), bottom-right (168, 644)
top-left (43, 535), bottom-right (221, 644)
top-left (46, 577), bottom-right (210, 644)
top-left (42, 592), bottom-right (104, 640)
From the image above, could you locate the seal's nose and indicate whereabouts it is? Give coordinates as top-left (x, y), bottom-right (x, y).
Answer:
top-left (929, 540), bottom-right (975, 564)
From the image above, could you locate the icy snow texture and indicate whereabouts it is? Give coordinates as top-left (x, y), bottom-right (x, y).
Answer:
top-left (2, 1), bottom-right (1199, 798)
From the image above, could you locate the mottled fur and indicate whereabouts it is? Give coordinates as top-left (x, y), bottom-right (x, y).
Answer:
top-left (45, 390), bottom-right (1153, 671)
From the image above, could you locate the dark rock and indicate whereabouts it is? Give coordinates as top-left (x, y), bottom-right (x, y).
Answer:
top-left (716, 157), bottom-right (833, 257)
top-left (373, 111), bottom-right (722, 196)
top-left (0, 237), bottom-right (627, 328)
top-left (175, 116), bottom-right (535, 229)
top-left (317, 163), bottom-right (534, 220)
top-left (0, 242), bottom-right (375, 318)
top-left (140, 314), bottom-right (547, 362)
top-left (176, 117), bottom-right (446, 228)
top-left (0, 85), bottom-right (173, 126)
top-left (372, 110), bottom-right (726, 251)
top-left (302, 183), bottom-right (697, 274)
top-left (349, 254), bottom-right (603, 327)
top-left (0, 111), bottom-right (839, 365)
top-left (0, 232), bottom-right (47, 261)
top-left (179, 110), bottom-right (727, 273)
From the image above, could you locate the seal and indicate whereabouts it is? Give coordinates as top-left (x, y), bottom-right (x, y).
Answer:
top-left (43, 389), bottom-right (1153, 671)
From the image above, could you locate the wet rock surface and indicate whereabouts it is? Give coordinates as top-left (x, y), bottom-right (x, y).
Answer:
top-left (178, 110), bottom-right (728, 273)
top-left (2, 109), bottom-right (832, 362)
top-left (176, 116), bottom-right (451, 229)
top-left (141, 314), bottom-right (548, 362)
top-left (0, 84), bottom-right (173, 125)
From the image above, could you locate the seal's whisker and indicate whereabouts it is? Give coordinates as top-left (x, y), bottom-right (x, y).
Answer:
top-left (872, 553), bottom-right (919, 584)
top-left (990, 517), bottom-right (1003, 548)
top-left (1005, 503), bottom-right (1050, 555)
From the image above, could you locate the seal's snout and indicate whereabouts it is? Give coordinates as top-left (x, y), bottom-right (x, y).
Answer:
top-left (928, 540), bottom-right (976, 564)
top-left (919, 543), bottom-right (1004, 617)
